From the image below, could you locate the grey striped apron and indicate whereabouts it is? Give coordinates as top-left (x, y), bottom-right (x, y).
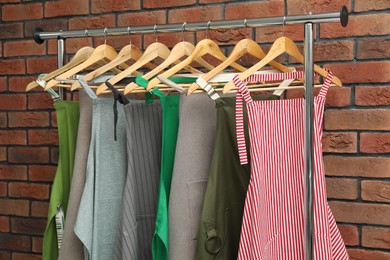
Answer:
top-left (114, 99), bottom-right (162, 260)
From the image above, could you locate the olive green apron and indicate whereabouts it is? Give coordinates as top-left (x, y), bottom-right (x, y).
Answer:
top-left (43, 101), bottom-right (80, 260)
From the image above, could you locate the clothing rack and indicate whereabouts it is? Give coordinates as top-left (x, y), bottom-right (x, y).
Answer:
top-left (33, 7), bottom-right (349, 260)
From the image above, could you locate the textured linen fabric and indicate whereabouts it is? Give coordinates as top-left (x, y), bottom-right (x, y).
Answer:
top-left (234, 71), bottom-right (349, 260)
top-left (74, 80), bottom-right (127, 260)
top-left (168, 93), bottom-right (216, 260)
top-left (58, 90), bottom-right (93, 260)
top-left (43, 101), bottom-right (80, 260)
top-left (114, 99), bottom-right (162, 260)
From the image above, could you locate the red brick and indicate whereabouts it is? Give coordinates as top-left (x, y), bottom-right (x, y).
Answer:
top-left (65, 38), bottom-right (90, 54)
top-left (0, 234), bottom-right (30, 251)
top-left (0, 0), bottom-right (20, 3)
top-left (118, 11), bottom-right (166, 27)
top-left (328, 61), bottom-right (390, 84)
top-left (45, 0), bottom-right (89, 17)
top-left (362, 180), bottom-right (390, 203)
top-left (0, 199), bottom-right (29, 216)
top-left (326, 178), bottom-right (358, 200)
top-left (144, 32), bottom-right (195, 49)
top-left (32, 237), bottom-right (43, 253)
top-left (93, 35), bottom-right (143, 51)
top-left (356, 86), bottom-right (390, 106)
top-left (9, 182), bottom-right (49, 200)
top-left (29, 165), bottom-right (57, 182)
top-left (329, 201), bottom-right (390, 225)
top-left (9, 76), bottom-right (38, 92)
top-left (0, 94), bottom-right (26, 110)
top-left (8, 147), bottom-right (50, 164)
top-left (51, 111), bottom-right (57, 127)
top-left (4, 40), bottom-right (45, 57)
top-left (26, 57), bottom-right (57, 74)
top-left (11, 218), bottom-right (46, 235)
top-left (338, 225), bottom-right (359, 246)
top-left (200, 0), bottom-right (234, 3)
top-left (0, 130), bottom-right (26, 145)
top-left (12, 253), bottom-right (41, 260)
top-left (9, 112), bottom-right (50, 128)
top-left (51, 147), bottom-right (59, 164)
top-left (348, 249), bottom-right (390, 260)
top-left (322, 132), bottom-right (357, 153)
top-left (0, 182), bottom-right (6, 197)
top-left (28, 93), bottom-right (54, 110)
top-left (362, 227), bottom-right (390, 249)
top-left (324, 156), bottom-right (390, 178)
top-left (31, 201), bottom-right (49, 217)
top-left (0, 217), bottom-right (9, 232)
top-left (286, 86), bottom-right (352, 108)
top-left (314, 41), bottom-right (355, 62)
top-left (196, 28), bottom-right (251, 46)
top-left (168, 6), bottom-right (222, 24)
top-left (0, 251), bottom-right (10, 260)
top-left (0, 23), bottom-right (23, 39)
top-left (325, 109), bottom-right (390, 130)
top-left (226, 0), bottom-right (284, 19)
top-left (28, 130), bottom-right (58, 145)
top-left (358, 38), bottom-right (390, 60)
top-left (287, 0), bottom-right (351, 15)
top-left (2, 3), bottom-right (43, 21)
top-left (360, 133), bottom-right (390, 154)
top-left (0, 148), bottom-right (6, 162)
top-left (355, 0), bottom-right (390, 12)
top-left (0, 113), bottom-right (6, 128)
top-left (0, 59), bottom-right (25, 75)
top-left (24, 19), bottom-right (68, 37)
top-left (91, 0), bottom-right (140, 14)
top-left (321, 14), bottom-right (390, 38)
top-left (69, 15), bottom-right (116, 30)
top-left (0, 77), bottom-right (6, 92)
top-left (0, 166), bottom-right (27, 181)
top-left (143, 0), bottom-right (194, 9)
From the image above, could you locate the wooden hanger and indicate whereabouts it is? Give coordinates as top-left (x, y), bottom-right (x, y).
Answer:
top-left (123, 41), bottom-right (214, 94)
top-left (70, 44), bottom-right (156, 91)
top-left (96, 41), bottom-right (171, 95)
top-left (26, 46), bottom-right (95, 92)
top-left (187, 38), bottom-right (301, 95)
top-left (44, 43), bottom-right (126, 90)
top-left (146, 38), bottom-right (247, 90)
top-left (223, 36), bottom-right (342, 93)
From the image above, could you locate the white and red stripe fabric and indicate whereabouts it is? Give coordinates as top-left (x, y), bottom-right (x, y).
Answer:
top-left (234, 71), bottom-right (349, 260)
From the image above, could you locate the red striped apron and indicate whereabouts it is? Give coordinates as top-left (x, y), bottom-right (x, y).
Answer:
top-left (234, 71), bottom-right (349, 260)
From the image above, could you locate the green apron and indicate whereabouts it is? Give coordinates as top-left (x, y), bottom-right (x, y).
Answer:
top-left (195, 94), bottom-right (279, 260)
top-left (43, 101), bottom-right (80, 260)
top-left (136, 76), bottom-right (195, 260)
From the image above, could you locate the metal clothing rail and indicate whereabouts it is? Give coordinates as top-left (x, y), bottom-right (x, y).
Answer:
top-left (33, 6), bottom-right (348, 260)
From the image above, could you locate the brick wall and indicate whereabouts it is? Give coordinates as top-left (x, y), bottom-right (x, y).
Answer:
top-left (0, 0), bottom-right (389, 259)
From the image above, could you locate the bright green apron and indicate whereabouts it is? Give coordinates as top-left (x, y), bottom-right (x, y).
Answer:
top-left (43, 101), bottom-right (80, 260)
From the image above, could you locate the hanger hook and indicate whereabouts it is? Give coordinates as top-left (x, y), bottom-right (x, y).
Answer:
top-left (181, 22), bottom-right (187, 42)
top-left (243, 18), bottom-right (248, 38)
top-left (127, 26), bottom-right (132, 45)
top-left (85, 28), bottom-right (90, 46)
top-left (103, 27), bottom-right (108, 45)
top-left (153, 24), bottom-right (158, 42)
top-left (206, 20), bottom-right (211, 39)
top-left (282, 16), bottom-right (286, 33)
